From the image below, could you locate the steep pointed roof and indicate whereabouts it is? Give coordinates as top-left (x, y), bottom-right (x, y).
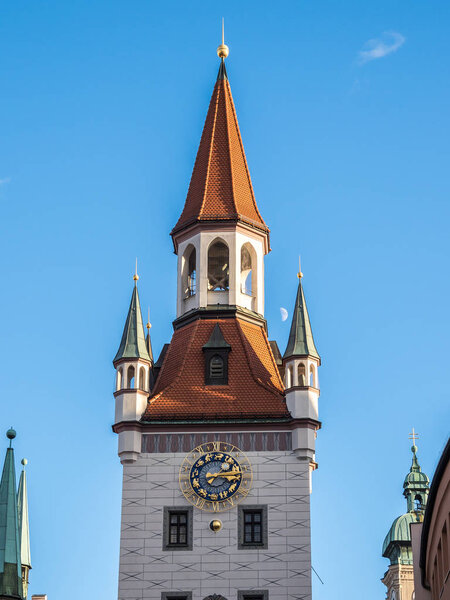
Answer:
top-left (172, 59), bottom-right (269, 238)
top-left (283, 277), bottom-right (320, 360)
top-left (17, 461), bottom-right (30, 570)
top-left (114, 282), bottom-right (151, 364)
top-left (0, 431), bottom-right (22, 599)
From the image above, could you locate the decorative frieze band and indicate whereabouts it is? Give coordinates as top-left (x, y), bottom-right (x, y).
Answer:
top-left (141, 431), bottom-right (292, 453)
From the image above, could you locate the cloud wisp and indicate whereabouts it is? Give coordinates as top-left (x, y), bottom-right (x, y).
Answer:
top-left (358, 31), bottom-right (405, 65)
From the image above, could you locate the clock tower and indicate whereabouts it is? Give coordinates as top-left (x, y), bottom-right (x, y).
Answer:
top-left (113, 39), bottom-right (321, 600)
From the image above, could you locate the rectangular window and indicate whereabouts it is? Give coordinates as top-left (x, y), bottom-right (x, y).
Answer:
top-left (238, 591), bottom-right (268, 600)
top-left (238, 505), bottom-right (268, 549)
top-left (161, 593), bottom-right (192, 600)
top-left (244, 510), bottom-right (262, 544)
top-left (163, 506), bottom-right (193, 551)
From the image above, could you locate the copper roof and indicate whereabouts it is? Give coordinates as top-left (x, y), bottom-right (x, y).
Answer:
top-left (142, 318), bottom-right (288, 421)
top-left (172, 62), bottom-right (268, 237)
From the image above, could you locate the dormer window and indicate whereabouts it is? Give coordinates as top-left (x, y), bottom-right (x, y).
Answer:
top-left (203, 324), bottom-right (231, 385)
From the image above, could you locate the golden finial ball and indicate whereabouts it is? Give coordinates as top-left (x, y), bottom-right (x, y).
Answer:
top-left (21, 458), bottom-right (27, 466)
top-left (133, 274), bottom-right (139, 282)
top-left (209, 519), bottom-right (222, 532)
top-left (146, 322), bottom-right (152, 330)
top-left (217, 44), bottom-right (229, 59)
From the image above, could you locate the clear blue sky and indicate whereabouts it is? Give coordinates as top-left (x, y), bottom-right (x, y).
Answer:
top-left (0, 1), bottom-right (449, 598)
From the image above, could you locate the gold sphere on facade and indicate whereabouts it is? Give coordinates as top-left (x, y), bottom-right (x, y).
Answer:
top-left (217, 44), bottom-right (229, 59)
top-left (210, 519), bottom-right (222, 532)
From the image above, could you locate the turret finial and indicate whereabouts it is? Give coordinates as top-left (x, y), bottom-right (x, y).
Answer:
top-left (217, 18), bottom-right (229, 59)
top-left (409, 427), bottom-right (419, 453)
top-left (146, 307), bottom-right (151, 331)
top-left (297, 255), bottom-right (303, 280)
top-left (6, 427), bottom-right (16, 447)
top-left (21, 458), bottom-right (27, 467)
top-left (133, 257), bottom-right (139, 283)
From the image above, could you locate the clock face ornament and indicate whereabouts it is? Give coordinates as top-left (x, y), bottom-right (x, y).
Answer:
top-left (179, 441), bottom-right (252, 512)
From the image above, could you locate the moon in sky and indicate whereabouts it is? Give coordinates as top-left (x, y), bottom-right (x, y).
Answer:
top-left (280, 307), bottom-right (288, 322)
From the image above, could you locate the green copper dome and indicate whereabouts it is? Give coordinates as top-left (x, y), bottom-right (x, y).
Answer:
top-left (382, 512), bottom-right (415, 564)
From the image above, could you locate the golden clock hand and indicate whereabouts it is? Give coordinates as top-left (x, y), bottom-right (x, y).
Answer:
top-left (206, 470), bottom-right (242, 483)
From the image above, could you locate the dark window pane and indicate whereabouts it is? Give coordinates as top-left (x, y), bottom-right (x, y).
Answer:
top-left (242, 509), bottom-right (264, 545)
top-left (168, 511), bottom-right (189, 546)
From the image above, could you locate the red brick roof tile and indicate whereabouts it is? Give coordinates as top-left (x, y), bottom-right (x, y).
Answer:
top-left (141, 318), bottom-right (288, 421)
top-left (172, 66), bottom-right (268, 236)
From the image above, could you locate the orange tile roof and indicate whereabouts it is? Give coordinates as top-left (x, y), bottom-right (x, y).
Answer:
top-left (141, 318), bottom-right (288, 421)
top-left (171, 63), bottom-right (269, 237)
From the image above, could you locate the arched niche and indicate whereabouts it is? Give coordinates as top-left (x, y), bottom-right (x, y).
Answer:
top-left (182, 244), bottom-right (196, 298)
top-left (207, 239), bottom-right (229, 291)
top-left (240, 242), bottom-right (258, 311)
top-left (127, 365), bottom-right (135, 389)
top-left (298, 363), bottom-right (306, 386)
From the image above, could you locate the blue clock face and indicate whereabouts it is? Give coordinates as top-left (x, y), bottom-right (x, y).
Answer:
top-left (189, 452), bottom-right (242, 501)
top-left (179, 441), bottom-right (253, 512)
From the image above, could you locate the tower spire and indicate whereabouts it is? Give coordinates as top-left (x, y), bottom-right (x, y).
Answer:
top-left (114, 275), bottom-right (150, 364)
top-left (284, 270), bottom-right (320, 360)
top-left (0, 429), bottom-right (22, 599)
top-left (17, 460), bottom-right (30, 599)
top-left (171, 35), bottom-right (268, 241)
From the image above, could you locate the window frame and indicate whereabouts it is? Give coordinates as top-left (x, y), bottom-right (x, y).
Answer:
top-left (162, 506), bottom-right (193, 551)
top-left (238, 591), bottom-right (268, 600)
top-left (238, 504), bottom-right (268, 550)
top-left (161, 593), bottom-right (192, 600)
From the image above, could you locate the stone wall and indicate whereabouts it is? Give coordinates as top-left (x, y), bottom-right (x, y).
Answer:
top-left (118, 450), bottom-right (312, 600)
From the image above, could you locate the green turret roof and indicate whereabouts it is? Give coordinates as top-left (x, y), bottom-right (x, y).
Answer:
top-left (17, 461), bottom-right (30, 570)
top-left (403, 445), bottom-right (429, 512)
top-left (382, 512), bottom-right (415, 564)
top-left (0, 431), bottom-right (22, 599)
top-left (382, 442), bottom-right (430, 566)
top-left (283, 277), bottom-right (320, 360)
top-left (114, 282), bottom-right (151, 364)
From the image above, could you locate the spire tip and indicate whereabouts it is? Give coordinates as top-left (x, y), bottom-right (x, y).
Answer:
top-left (217, 18), bottom-right (229, 59)
top-left (133, 257), bottom-right (139, 283)
top-left (297, 255), bottom-right (303, 279)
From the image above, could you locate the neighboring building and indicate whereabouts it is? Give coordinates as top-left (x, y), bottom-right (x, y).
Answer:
top-left (382, 443), bottom-right (430, 600)
top-left (0, 429), bottom-right (31, 600)
top-left (113, 40), bottom-right (321, 600)
top-left (411, 437), bottom-right (450, 600)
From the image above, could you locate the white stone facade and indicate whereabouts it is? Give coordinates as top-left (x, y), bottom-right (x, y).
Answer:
top-left (118, 449), bottom-right (312, 600)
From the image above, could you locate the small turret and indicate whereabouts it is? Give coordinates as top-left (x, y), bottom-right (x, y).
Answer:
top-left (0, 429), bottom-right (22, 600)
top-left (381, 433), bottom-right (430, 599)
top-left (17, 460), bottom-right (30, 600)
top-left (113, 274), bottom-right (153, 463)
top-left (403, 443), bottom-right (429, 513)
top-left (283, 267), bottom-right (321, 481)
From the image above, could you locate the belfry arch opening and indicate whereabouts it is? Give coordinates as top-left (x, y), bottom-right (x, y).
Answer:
top-left (183, 244), bottom-right (196, 298)
top-left (309, 365), bottom-right (315, 387)
top-left (208, 240), bottom-right (229, 291)
top-left (139, 367), bottom-right (146, 391)
top-left (298, 363), bottom-right (306, 386)
top-left (240, 242), bottom-right (257, 311)
top-left (127, 365), bottom-right (135, 389)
